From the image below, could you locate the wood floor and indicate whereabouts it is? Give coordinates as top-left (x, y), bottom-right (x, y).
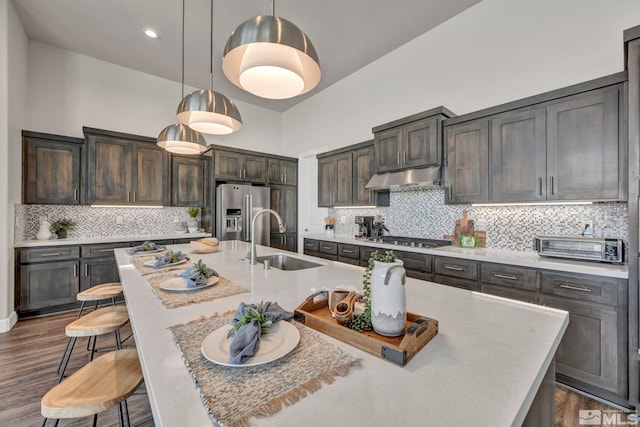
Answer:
top-left (0, 310), bottom-right (625, 427)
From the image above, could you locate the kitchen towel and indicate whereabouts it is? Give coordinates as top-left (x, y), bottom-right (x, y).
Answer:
top-left (128, 241), bottom-right (161, 254)
top-left (179, 264), bottom-right (218, 288)
top-left (153, 250), bottom-right (187, 267)
top-left (170, 313), bottom-right (361, 427)
top-left (143, 269), bottom-right (248, 309)
top-left (132, 255), bottom-right (189, 275)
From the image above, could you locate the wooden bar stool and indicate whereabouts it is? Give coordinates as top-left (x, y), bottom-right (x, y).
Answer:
top-left (76, 282), bottom-right (123, 319)
top-left (56, 305), bottom-right (129, 382)
top-left (42, 348), bottom-right (143, 427)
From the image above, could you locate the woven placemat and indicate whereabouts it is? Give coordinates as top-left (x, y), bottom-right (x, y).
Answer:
top-left (141, 270), bottom-right (248, 309)
top-left (132, 255), bottom-right (192, 276)
top-left (170, 313), bottom-right (361, 427)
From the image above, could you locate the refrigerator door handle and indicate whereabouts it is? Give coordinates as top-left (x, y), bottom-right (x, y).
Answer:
top-left (243, 194), bottom-right (252, 241)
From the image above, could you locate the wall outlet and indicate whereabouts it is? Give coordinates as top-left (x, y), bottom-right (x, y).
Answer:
top-left (340, 215), bottom-right (347, 224)
top-left (115, 215), bottom-right (124, 225)
top-left (580, 219), bottom-right (594, 236)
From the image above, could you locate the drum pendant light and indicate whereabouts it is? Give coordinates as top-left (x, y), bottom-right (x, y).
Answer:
top-left (158, 0), bottom-right (208, 155)
top-left (222, 0), bottom-right (321, 100)
top-left (176, 0), bottom-right (242, 135)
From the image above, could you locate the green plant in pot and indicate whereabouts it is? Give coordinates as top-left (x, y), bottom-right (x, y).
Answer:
top-left (50, 218), bottom-right (75, 239)
top-left (187, 207), bottom-right (200, 233)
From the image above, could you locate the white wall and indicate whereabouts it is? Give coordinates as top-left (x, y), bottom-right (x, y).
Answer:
top-left (1, 0), bottom-right (28, 330)
top-left (282, 0), bottom-right (640, 155)
top-left (26, 40), bottom-right (282, 154)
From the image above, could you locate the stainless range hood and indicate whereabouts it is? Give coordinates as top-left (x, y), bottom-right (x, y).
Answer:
top-left (365, 166), bottom-right (442, 190)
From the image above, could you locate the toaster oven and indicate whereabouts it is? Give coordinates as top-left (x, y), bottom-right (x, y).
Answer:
top-left (533, 236), bottom-right (624, 264)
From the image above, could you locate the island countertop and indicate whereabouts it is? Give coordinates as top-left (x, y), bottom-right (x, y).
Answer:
top-left (115, 240), bottom-right (568, 427)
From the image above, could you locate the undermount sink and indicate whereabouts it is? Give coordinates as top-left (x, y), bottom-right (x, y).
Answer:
top-left (256, 254), bottom-right (323, 271)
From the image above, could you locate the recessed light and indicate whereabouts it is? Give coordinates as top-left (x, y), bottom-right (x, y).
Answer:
top-left (144, 29), bottom-right (159, 39)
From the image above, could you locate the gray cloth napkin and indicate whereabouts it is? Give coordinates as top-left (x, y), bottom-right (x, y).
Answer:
top-left (153, 250), bottom-right (187, 268)
top-left (179, 265), bottom-right (218, 288)
top-left (128, 241), bottom-right (160, 253)
top-left (229, 302), bottom-right (294, 365)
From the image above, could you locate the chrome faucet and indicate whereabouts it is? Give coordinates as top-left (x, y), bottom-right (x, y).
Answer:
top-left (249, 209), bottom-right (286, 265)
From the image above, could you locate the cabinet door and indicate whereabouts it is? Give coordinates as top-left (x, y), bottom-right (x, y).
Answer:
top-left (80, 258), bottom-right (120, 291)
top-left (268, 160), bottom-right (284, 184)
top-left (87, 135), bottom-right (132, 204)
top-left (374, 127), bottom-right (403, 172)
top-left (270, 234), bottom-right (297, 252)
top-left (445, 120), bottom-right (489, 203)
top-left (24, 138), bottom-right (83, 205)
top-left (317, 157), bottom-right (335, 207)
top-left (491, 107), bottom-right (546, 202)
top-left (270, 185), bottom-right (297, 233)
top-left (352, 146), bottom-right (374, 206)
top-left (541, 295), bottom-right (625, 396)
top-left (172, 155), bottom-right (205, 206)
top-left (214, 151), bottom-right (244, 180)
top-left (19, 261), bottom-right (79, 311)
top-left (547, 86), bottom-right (621, 201)
top-left (404, 117), bottom-right (439, 168)
top-left (133, 143), bottom-right (168, 205)
top-left (334, 153), bottom-right (353, 206)
top-left (281, 160), bottom-right (297, 185)
top-left (244, 155), bottom-right (266, 182)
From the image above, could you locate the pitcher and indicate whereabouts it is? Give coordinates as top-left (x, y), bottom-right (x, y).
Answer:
top-left (370, 259), bottom-right (406, 336)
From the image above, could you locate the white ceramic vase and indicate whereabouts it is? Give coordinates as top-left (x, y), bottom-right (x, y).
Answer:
top-left (370, 259), bottom-right (407, 337)
top-left (36, 220), bottom-right (52, 240)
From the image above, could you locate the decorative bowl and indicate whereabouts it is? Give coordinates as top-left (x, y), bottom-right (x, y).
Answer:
top-left (190, 237), bottom-right (219, 253)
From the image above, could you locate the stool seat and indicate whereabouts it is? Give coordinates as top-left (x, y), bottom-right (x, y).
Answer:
top-left (76, 283), bottom-right (122, 302)
top-left (66, 306), bottom-right (129, 338)
top-left (42, 348), bottom-right (142, 420)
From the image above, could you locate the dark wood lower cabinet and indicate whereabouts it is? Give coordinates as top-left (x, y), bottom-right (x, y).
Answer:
top-left (19, 261), bottom-right (78, 312)
top-left (80, 258), bottom-right (120, 291)
top-left (270, 234), bottom-right (297, 252)
top-left (481, 283), bottom-right (539, 304)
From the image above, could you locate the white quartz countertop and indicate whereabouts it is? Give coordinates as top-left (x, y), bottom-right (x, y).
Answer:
top-left (14, 232), bottom-right (212, 248)
top-left (305, 234), bottom-right (628, 279)
top-left (115, 240), bottom-right (568, 427)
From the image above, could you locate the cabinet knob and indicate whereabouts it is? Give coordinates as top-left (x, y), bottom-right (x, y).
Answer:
top-left (538, 177), bottom-right (543, 196)
top-left (403, 150), bottom-right (407, 165)
top-left (397, 152), bottom-right (400, 166)
top-left (74, 188), bottom-right (79, 202)
top-left (549, 176), bottom-right (555, 196)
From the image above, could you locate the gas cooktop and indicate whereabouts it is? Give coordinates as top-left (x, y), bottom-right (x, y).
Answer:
top-left (367, 236), bottom-right (453, 248)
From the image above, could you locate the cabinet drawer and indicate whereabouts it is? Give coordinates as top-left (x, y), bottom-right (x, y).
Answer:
top-left (20, 246), bottom-right (80, 263)
top-left (360, 246), bottom-right (380, 262)
top-left (81, 243), bottom-right (129, 258)
top-left (434, 257), bottom-right (478, 280)
top-left (481, 263), bottom-right (538, 291)
top-left (338, 244), bottom-right (360, 259)
top-left (434, 274), bottom-right (479, 291)
top-left (395, 251), bottom-right (432, 273)
top-left (481, 283), bottom-right (539, 305)
top-left (303, 239), bottom-right (319, 252)
top-left (540, 271), bottom-right (620, 306)
top-left (319, 241), bottom-right (338, 255)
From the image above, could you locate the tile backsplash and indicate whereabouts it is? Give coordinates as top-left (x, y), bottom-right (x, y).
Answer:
top-left (15, 204), bottom-right (199, 241)
top-left (329, 187), bottom-right (628, 251)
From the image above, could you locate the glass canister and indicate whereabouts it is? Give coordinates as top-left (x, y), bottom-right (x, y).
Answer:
top-left (370, 259), bottom-right (406, 337)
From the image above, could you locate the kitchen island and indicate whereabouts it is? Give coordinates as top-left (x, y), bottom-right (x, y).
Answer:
top-left (115, 240), bottom-right (568, 427)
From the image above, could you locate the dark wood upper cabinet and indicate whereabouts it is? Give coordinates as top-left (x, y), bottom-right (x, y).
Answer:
top-left (317, 156), bottom-right (335, 207)
top-left (352, 145), bottom-right (375, 206)
top-left (491, 106), bottom-right (547, 202)
top-left (373, 107), bottom-right (454, 174)
top-left (171, 155), bottom-right (205, 207)
top-left (85, 128), bottom-right (168, 206)
top-left (213, 150), bottom-right (266, 182)
top-left (268, 159), bottom-right (297, 185)
top-left (546, 86), bottom-right (622, 201)
top-left (445, 120), bottom-right (489, 204)
top-left (270, 185), bottom-right (297, 233)
top-left (22, 131), bottom-right (84, 205)
top-left (317, 153), bottom-right (352, 207)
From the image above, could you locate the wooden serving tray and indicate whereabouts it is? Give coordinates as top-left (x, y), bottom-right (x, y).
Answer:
top-left (294, 292), bottom-right (438, 366)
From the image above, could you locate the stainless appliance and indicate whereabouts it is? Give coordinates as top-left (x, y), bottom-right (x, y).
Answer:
top-left (355, 216), bottom-right (374, 238)
top-left (533, 235), bottom-right (624, 264)
top-left (216, 184), bottom-right (270, 246)
top-left (368, 236), bottom-right (453, 248)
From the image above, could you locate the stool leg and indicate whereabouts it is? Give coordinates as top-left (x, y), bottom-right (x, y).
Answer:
top-left (40, 418), bottom-right (47, 427)
top-left (92, 413), bottom-right (98, 427)
top-left (89, 334), bottom-right (98, 361)
top-left (124, 399), bottom-right (131, 427)
top-left (53, 420), bottom-right (59, 427)
top-left (117, 402), bottom-right (124, 427)
top-left (86, 335), bottom-right (93, 352)
top-left (112, 297), bottom-right (116, 306)
top-left (57, 337), bottom-right (77, 382)
top-left (76, 301), bottom-right (86, 319)
top-left (56, 337), bottom-right (73, 376)
top-left (115, 329), bottom-right (122, 350)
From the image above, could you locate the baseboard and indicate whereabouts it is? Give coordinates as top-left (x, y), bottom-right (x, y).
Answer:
top-left (0, 311), bottom-right (17, 333)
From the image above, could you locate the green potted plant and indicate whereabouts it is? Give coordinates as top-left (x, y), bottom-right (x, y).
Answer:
top-left (187, 207), bottom-right (200, 233)
top-left (50, 218), bottom-right (75, 239)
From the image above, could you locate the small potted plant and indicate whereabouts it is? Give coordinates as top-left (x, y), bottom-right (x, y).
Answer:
top-left (187, 207), bottom-right (200, 233)
top-left (50, 218), bottom-right (75, 239)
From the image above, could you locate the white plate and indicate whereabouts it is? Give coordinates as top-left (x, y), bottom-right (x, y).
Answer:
top-left (201, 321), bottom-right (300, 367)
top-left (128, 247), bottom-right (166, 255)
top-left (143, 259), bottom-right (188, 269)
top-left (159, 276), bottom-right (219, 292)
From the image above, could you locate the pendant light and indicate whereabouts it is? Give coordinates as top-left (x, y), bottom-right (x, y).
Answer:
top-left (222, 0), bottom-right (321, 100)
top-left (157, 0), bottom-right (208, 155)
top-left (176, 0), bottom-right (242, 135)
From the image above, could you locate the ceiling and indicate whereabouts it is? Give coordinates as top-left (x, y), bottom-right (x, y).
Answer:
top-left (13, 0), bottom-right (481, 112)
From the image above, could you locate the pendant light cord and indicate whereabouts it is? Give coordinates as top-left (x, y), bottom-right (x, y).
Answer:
top-left (209, 0), bottom-right (213, 91)
top-left (272, 0), bottom-right (275, 16)
top-left (181, 0), bottom-right (185, 98)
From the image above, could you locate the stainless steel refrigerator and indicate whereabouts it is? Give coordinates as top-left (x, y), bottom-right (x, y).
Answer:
top-left (215, 184), bottom-right (270, 245)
